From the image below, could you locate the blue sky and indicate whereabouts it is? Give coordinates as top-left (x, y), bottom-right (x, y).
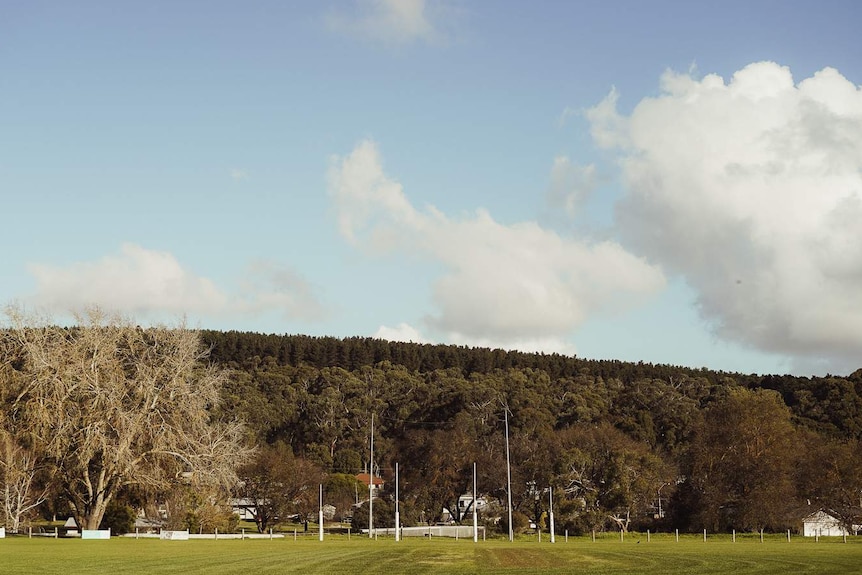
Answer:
top-left (3, 0), bottom-right (861, 376)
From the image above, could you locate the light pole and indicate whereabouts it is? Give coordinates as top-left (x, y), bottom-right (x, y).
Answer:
top-left (318, 484), bottom-right (324, 542)
top-left (473, 462), bottom-right (478, 543)
top-left (395, 462), bottom-right (400, 542)
top-left (369, 413), bottom-right (374, 538)
top-left (504, 407), bottom-right (513, 542)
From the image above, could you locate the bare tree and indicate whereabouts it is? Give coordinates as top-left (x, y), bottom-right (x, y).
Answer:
top-left (2, 305), bottom-right (254, 530)
top-left (0, 432), bottom-right (48, 532)
top-left (0, 332), bottom-right (47, 532)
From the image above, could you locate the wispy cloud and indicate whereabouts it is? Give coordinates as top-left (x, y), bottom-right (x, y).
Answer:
top-left (325, 0), bottom-right (455, 45)
top-left (230, 168), bottom-right (249, 181)
top-left (547, 156), bottom-right (596, 219)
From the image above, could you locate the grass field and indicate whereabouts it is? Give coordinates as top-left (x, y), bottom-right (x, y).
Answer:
top-left (2, 533), bottom-right (861, 575)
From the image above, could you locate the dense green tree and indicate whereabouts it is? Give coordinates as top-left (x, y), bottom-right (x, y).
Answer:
top-left (685, 388), bottom-right (797, 532)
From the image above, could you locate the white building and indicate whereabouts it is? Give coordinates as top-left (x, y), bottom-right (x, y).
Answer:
top-left (802, 510), bottom-right (857, 537)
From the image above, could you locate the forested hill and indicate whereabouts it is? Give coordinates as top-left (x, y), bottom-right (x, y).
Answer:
top-left (200, 329), bottom-right (862, 533)
top-left (201, 330), bottom-right (862, 441)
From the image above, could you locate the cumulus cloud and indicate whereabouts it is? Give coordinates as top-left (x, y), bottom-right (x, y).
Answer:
top-left (589, 62), bottom-right (862, 372)
top-left (329, 140), bottom-right (665, 353)
top-left (326, 0), bottom-right (450, 44)
top-left (26, 244), bottom-right (324, 321)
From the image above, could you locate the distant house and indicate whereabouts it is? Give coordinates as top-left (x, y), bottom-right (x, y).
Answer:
top-left (802, 510), bottom-right (857, 537)
top-left (442, 493), bottom-right (488, 523)
top-left (355, 473), bottom-right (385, 498)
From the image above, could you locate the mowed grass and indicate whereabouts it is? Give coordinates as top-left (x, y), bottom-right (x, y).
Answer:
top-left (2, 533), bottom-right (862, 575)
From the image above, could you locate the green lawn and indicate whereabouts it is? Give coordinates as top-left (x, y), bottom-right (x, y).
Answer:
top-left (1, 533), bottom-right (861, 575)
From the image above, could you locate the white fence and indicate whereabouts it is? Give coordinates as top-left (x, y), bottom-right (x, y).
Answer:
top-left (370, 525), bottom-right (485, 538)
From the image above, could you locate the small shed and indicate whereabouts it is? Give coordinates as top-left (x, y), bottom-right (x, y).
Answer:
top-left (64, 516), bottom-right (79, 536)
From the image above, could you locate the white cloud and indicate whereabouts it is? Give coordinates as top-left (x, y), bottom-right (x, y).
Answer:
top-left (26, 244), bottom-right (324, 321)
top-left (589, 61), bottom-right (862, 371)
top-left (374, 322), bottom-right (577, 357)
top-left (329, 139), bottom-right (665, 353)
top-left (374, 322), bottom-right (430, 344)
top-left (230, 168), bottom-right (248, 181)
top-left (325, 0), bottom-right (451, 44)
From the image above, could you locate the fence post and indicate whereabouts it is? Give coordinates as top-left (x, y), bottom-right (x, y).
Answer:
top-left (703, 529), bottom-right (707, 542)
top-left (647, 529), bottom-right (650, 543)
top-left (592, 529), bottom-right (595, 543)
top-left (55, 527), bottom-right (58, 539)
top-left (760, 529), bottom-right (764, 543)
top-left (732, 529), bottom-right (735, 543)
top-left (565, 530), bottom-right (568, 543)
top-left (787, 529), bottom-right (790, 542)
top-left (675, 529), bottom-right (679, 542)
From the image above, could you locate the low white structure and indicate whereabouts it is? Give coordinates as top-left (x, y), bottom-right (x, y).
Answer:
top-left (0, 526), bottom-right (5, 538)
top-left (802, 510), bottom-right (854, 537)
top-left (81, 529), bottom-right (111, 539)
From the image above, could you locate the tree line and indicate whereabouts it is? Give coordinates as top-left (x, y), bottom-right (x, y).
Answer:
top-left (2, 317), bottom-right (861, 536)
top-left (203, 330), bottom-right (862, 535)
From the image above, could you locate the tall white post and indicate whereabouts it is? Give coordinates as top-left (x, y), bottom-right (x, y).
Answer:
top-left (319, 484), bottom-right (324, 542)
top-left (473, 462), bottom-right (478, 543)
top-left (505, 408), bottom-right (514, 542)
top-left (395, 462), bottom-right (400, 542)
top-left (549, 486), bottom-right (556, 543)
top-left (369, 413), bottom-right (374, 538)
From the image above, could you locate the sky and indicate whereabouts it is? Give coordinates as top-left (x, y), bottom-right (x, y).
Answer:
top-left (2, 0), bottom-right (861, 376)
